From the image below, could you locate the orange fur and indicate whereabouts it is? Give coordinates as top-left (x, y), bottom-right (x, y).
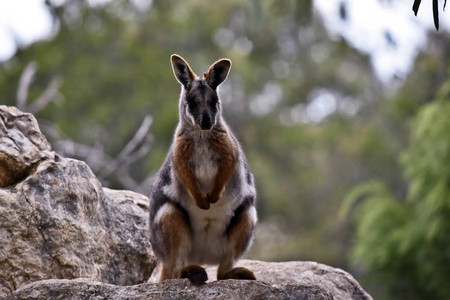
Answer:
top-left (229, 213), bottom-right (253, 256)
top-left (207, 127), bottom-right (238, 203)
top-left (158, 206), bottom-right (192, 281)
top-left (217, 206), bottom-right (254, 280)
top-left (173, 126), bottom-right (237, 208)
top-left (173, 133), bottom-right (210, 210)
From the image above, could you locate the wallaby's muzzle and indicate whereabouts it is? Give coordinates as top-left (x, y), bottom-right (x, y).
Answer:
top-left (200, 112), bottom-right (213, 130)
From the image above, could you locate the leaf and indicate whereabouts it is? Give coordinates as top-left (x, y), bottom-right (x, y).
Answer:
top-left (340, 181), bottom-right (389, 218)
top-left (413, 0), bottom-right (422, 16)
top-left (433, 0), bottom-right (439, 30)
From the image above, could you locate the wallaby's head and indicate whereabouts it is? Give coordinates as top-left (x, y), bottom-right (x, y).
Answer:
top-left (171, 54), bottom-right (231, 131)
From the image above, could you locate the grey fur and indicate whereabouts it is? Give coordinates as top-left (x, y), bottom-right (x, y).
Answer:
top-left (149, 55), bottom-right (257, 282)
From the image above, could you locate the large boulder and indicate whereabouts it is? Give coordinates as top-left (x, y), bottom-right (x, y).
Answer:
top-left (0, 106), bottom-right (372, 299)
top-left (5, 259), bottom-right (374, 300)
top-left (0, 106), bottom-right (156, 297)
top-left (228, 260), bottom-right (372, 300)
top-left (5, 277), bottom-right (334, 300)
top-left (0, 106), bottom-right (51, 187)
top-left (145, 260), bottom-right (372, 299)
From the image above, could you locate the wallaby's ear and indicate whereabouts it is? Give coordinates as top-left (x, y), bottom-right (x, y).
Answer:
top-left (171, 54), bottom-right (197, 88)
top-left (204, 59), bottom-right (231, 89)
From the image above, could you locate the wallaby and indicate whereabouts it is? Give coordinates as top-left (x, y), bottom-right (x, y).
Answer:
top-left (149, 54), bottom-right (257, 285)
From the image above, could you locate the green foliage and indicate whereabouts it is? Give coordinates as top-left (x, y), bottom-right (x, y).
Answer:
top-left (346, 82), bottom-right (450, 299)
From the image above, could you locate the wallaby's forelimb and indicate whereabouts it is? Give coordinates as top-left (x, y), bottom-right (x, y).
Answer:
top-left (173, 133), bottom-right (210, 210)
top-left (207, 128), bottom-right (238, 203)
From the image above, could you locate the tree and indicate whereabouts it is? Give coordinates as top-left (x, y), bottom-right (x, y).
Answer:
top-left (343, 78), bottom-right (450, 299)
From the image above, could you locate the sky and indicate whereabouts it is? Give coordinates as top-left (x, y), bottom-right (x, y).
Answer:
top-left (0, 0), bottom-right (53, 60)
top-left (315, 0), bottom-right (450, 81)
top-left (0, 0), bottom-right (449, 82)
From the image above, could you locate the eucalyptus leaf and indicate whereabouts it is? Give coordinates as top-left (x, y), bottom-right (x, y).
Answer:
top-left (412, 0), bottom-right (422, 16)
top-left (433, 0), bottom-right (439, 30)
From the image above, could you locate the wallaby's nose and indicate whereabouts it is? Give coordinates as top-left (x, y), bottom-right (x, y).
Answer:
top-left (201, 113), bottom-right (212, 130)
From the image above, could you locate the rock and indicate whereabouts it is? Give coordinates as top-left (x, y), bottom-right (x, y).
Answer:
top-left (150, 260), bottom-right (372, 299)
top-left (101, 188), bottom-right (154, 285)
top-left (5, 260), bottom-right (371, 300)
top-left (218, 260), bottom-right (373, 300)
top-left (5, 260), bottom-right (374, 300)
top-left (5, 277), bottom-right (334, 300)
top-left (0, 106), bottom-right (51, 187)
top-left (1, 106), bottom-right (372, 299)
top-left (0, 107), bottom-right (156, 297)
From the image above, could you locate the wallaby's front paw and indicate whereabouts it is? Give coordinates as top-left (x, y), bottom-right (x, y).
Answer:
top-left (207, 191), bottom-right (221, 203)
top-left (195, 195), bottom-right (210, 210)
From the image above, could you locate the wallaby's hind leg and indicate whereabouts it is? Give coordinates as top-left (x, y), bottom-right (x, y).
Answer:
top-left (153, 202), bottom-right (190, 282)
top-left (179, 265), bottom-right (208, 285)
top-left (217, 200), bottom-right (257, 280)
top-left (151, 202), bottom-right (208, 285)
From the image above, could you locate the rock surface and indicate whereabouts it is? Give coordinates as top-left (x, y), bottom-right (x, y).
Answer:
top-left (5, 260), bottom-right (374, 300)
top-left (223, 260), bottom-right (372, 300)
top-left (4, 260), bottom-right (373, 300)
top-left (5, 278), bottom-right (334, 300)
top-left (0, 106), bottom-right (372, 299)
top-left (147, 260), bottom-right (372, 299)
top-left (0, 106), bottom-right (156, 297)
top-left (0, 106), bottom-right (51, 187)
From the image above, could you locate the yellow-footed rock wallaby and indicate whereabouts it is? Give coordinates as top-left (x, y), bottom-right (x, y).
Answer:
top-left (149, 55), bottom-right (257, 285)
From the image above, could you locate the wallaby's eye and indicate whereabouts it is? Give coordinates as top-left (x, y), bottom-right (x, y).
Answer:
top-left (187, 98), bottom-right (197, 110)
top-left (210, 97), bottom-right (218, 109)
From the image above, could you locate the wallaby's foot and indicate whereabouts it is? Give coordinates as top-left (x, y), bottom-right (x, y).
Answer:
top-left (179, 265), bottom-right (208, 285)
top-left (218, 267), bottom-right (256, 280)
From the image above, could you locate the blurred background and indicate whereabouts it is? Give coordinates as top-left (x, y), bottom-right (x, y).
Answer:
top-left (1, 0), bottom-right (450, 299)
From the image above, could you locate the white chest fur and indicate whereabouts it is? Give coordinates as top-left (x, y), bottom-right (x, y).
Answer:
top-left (192, 138), bottom-right (219, 193)
top-left (187, 139), bottom-right (229, 264)
top-left (184, 192), bottom-right (235, 265)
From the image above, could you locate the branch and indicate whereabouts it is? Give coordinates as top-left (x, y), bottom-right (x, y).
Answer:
top-left (99, 115), bottom-right (153, 178)
top-left (14, 63), bottom-right (155, 194)
top-left (29, 77), bottom-right (62, 114)
top-left (54, 139), bottom-right (114, 173)
top-left (16, 62), bottom-right (60, 113)
top-left (16, 62), bottom-right (37, 110)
